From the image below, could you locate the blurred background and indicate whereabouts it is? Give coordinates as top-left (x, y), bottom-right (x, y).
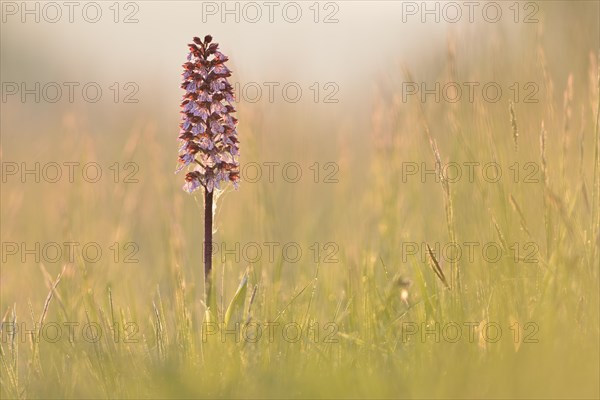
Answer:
top-left (2, 0), bottom-right (597, 299)
top-left (1, 1), bottom-right (599, 398)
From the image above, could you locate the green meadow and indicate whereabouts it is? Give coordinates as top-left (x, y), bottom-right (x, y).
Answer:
top-left (1, 1), bottom-right (599, 398)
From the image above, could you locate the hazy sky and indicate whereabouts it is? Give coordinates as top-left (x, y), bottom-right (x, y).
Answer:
top-left (1, 2), bottom-right (446, 94)
top-left (1, 1), bottom-right (597, 137)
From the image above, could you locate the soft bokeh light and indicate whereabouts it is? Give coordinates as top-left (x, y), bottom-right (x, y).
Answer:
top-left (1, 1), bottom-right (599, 398)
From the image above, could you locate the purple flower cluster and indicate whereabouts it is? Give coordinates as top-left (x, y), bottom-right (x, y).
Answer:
top-left (177, 35), bottom-right (240, 193)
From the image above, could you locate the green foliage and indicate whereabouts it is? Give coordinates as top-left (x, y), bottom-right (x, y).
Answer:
top-left (1, 7), bottom-right (599, 399)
